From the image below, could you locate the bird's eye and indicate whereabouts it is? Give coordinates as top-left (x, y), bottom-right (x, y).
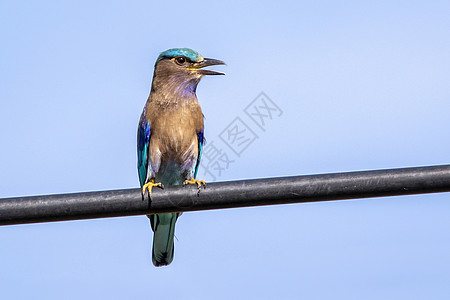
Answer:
top-left (175, 56), bottom-right (186, 65)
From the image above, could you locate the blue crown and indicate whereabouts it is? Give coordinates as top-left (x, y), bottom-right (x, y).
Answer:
top-left (156, 48), bottom-right (204, 63)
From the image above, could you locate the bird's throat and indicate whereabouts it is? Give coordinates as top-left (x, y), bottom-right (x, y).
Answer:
top-left (151, 74), bottom-right (201, 104)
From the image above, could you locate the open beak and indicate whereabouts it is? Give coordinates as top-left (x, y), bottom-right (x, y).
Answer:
top-left (191, 58), bottom-right (226, 75)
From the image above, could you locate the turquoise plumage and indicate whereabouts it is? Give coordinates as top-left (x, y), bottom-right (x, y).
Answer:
top-left (137, 48), bottom-right (225, 266)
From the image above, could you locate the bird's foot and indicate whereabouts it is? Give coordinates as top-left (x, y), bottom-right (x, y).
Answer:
top-left (142, 179), bottom-right (164, 198)
top-left (183, 178), bottom-right (206, 195)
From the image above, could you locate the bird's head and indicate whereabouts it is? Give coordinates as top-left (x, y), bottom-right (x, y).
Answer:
top-left (151, 48), bottom-right (225, 99)
top-left (156, 48), bottom-right (226, 76)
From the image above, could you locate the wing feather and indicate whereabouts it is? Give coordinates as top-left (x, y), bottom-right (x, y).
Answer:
top-left (137, 116), bottom-right (151, 187)
top-left (193, 130), bottom-right (204, 179)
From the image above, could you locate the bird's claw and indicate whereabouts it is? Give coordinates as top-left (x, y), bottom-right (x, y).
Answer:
top-left (142, 179), bottom-right (164, 198)
top-left (183, 178), bottom-right (206, 195)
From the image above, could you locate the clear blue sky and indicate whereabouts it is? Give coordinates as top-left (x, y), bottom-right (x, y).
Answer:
top-left (1, 0), bottom-right (449, 299)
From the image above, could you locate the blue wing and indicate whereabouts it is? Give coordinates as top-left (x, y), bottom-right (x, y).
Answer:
top-left (193, 130), bottom-right (204, 179)
top-left (137, 117), bottom-right (151, 187)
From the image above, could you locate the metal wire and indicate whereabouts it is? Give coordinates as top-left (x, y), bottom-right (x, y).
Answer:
top-left (1, 164), bottom-right (450, 225)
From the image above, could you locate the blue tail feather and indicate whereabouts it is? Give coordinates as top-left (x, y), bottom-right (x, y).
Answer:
top-left (149, 213), bottom-right (179, 267)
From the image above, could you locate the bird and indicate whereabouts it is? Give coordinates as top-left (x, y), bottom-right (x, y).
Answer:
top-left (137, 48), bottom-right (225, 266)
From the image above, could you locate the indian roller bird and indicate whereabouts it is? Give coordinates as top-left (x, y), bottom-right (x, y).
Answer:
top-left (137, 48), bottom-right (225, 266)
